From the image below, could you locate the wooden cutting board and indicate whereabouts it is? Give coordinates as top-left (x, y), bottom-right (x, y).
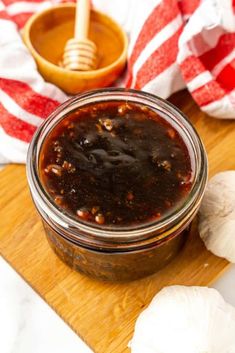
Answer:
top-left (0, 91), bottom-right (234, 353)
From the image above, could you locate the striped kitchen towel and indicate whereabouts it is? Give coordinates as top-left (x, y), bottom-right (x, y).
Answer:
top-left (0, 0), bottom-right (234, 163)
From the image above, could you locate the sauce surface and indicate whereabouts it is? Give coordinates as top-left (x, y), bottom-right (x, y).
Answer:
top-left (40, 101), bottom-right (193, 226)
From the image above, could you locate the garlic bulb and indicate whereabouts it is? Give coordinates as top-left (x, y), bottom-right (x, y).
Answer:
top-left (130, 286), bottom-right (235, 353)
top-left (199, 171), bottom-right (235, 263)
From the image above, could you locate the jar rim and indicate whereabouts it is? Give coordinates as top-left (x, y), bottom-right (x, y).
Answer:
top-left (27, 88), bottom-right (208, 244)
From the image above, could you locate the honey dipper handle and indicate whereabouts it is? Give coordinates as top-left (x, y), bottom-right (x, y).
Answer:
top-left (75, 0), bottom-right (91, 39)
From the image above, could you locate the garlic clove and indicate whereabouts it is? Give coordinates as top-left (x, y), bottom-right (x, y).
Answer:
top-left (199, 171), bottom-right (235, 262)
top-left (130, 286), bottom-right (235, 353)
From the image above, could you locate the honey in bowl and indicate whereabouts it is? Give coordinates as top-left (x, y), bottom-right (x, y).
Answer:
top-left (30, 7), bottom-right (122, 70)
top-left (23, 5), bottom-right (128, 93)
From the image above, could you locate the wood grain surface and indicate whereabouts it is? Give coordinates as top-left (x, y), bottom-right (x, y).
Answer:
top-left (0, 91), bottom-right (234, 353)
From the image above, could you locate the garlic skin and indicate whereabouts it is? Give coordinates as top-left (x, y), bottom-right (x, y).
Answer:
top-left (199, 171), bottom-right (235, 263)
top-left (130, 286), bottom-right (235, 353)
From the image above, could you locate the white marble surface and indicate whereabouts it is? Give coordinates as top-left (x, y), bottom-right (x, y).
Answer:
top-left (0, 257), bottom-right (93, 353)
top-left (212, 264), bottom-right (235, 306)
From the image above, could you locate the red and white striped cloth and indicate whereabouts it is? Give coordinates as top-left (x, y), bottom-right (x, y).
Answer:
top-left (0, 0), bottom-right (234, 163)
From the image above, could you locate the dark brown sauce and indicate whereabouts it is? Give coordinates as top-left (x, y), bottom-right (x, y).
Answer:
top-left (40, 101), bottom-right (193, 226)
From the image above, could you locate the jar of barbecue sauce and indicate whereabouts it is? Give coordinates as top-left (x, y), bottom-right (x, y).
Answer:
top-left (27, 89), bottom-right (207, 281)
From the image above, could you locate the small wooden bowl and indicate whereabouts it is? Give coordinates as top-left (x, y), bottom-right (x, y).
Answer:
top-left (23, 4), bottom-right (128, 94)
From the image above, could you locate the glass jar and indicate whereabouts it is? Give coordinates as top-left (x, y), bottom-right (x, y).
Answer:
top-left (27, 89), bottom-right (208, 281)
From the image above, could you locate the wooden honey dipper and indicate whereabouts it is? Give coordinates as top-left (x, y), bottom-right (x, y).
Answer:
top-left (62, 0), bottom-right (98, 71)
